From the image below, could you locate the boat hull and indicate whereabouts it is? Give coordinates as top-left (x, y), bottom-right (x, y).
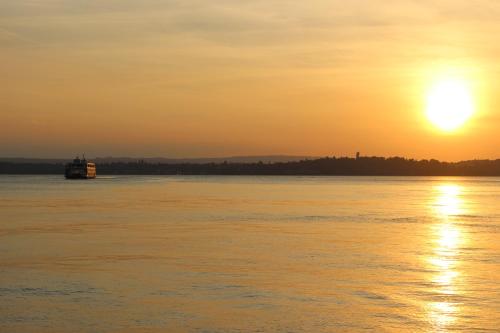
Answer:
top-left (65, 174), bottom-right (96, 179)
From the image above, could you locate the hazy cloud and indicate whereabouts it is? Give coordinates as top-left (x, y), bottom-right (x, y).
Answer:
top-left (2, 0), bottom-right (500, 158)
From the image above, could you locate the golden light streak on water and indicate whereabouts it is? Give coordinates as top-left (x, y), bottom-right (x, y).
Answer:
top-left (427, 183), bottom-right (467, 331)
top-left (434, 184), bottom-right (463, 217)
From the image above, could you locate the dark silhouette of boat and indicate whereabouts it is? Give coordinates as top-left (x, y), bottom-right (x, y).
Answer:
top-left (65, 155), bottom-right (96, 179)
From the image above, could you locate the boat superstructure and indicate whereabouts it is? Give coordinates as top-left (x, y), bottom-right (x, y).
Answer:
top-left (65, 155), bottom-right (96, 179)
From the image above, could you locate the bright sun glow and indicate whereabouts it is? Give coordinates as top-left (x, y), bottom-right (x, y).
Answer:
top-left (426, 79), bottom-right (475, 132)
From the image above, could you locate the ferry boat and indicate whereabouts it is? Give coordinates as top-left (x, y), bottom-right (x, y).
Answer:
top-left (65, 156), bottom-right (96, 179)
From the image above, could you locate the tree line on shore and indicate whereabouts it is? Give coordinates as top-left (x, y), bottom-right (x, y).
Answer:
top-left (1, 156), bottom-right (500, 176)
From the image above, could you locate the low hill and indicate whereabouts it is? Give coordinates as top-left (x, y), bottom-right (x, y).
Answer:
top-left (1, 156), bottom-right (500, 176)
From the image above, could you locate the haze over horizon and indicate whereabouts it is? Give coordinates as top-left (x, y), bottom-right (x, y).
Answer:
top-left (1, 153), bottom-right (499, 164)
top-left (2, 0), bottom-right (500, 160)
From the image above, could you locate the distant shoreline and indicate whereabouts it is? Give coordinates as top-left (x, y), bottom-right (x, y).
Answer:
top-left (1, 156), bottom-right (500, 176)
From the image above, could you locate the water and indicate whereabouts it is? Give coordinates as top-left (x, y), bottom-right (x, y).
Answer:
top-left (1, 175), bottom-right (499, 332)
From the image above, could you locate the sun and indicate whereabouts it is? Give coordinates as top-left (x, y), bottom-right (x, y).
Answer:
top-left (426, 78), bottom-right (475, 132)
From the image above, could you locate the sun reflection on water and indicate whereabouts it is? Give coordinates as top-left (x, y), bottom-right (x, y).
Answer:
top-left (426, 184), bottom-right (467, 330)
top-left (434, 184), bottom-right (463, 217)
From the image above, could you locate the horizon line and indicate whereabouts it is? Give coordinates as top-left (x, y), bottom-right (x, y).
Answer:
top-left (1, 154), bottom-right (499, 164)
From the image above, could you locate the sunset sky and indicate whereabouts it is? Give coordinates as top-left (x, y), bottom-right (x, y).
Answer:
top-left (2, 0), bottom-right (500, 160)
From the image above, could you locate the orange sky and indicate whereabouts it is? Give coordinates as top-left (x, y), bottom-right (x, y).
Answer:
top-left (1, 0), bottom-right (500, 160)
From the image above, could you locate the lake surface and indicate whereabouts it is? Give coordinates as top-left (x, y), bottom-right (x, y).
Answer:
top-left (1, 175), bottom-right (499, 332)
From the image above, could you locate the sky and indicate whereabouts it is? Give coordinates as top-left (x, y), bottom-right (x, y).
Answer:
top-left (1, 0), bottom-right (500, 160)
